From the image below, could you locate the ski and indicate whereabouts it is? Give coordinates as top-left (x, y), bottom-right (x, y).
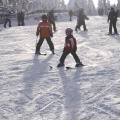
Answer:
top-left (105, 33), bottom-right (114, 36)
top-left (66, 66), bottom-right (84, 69)
top-left (105, 33), bottom-right (119, 36)
top-left (35, 53), bottom-right (47, 55)
top-left (49, 65), bottom-right (85, 70)
top-left (39, 53), bottom-right (47, 55)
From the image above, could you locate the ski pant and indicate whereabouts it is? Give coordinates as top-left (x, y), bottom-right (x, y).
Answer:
top-left (36, 37), bottom-right (54, 52)
top-left (18, 18), bottom-right (25, 26)
top-left (59, 50), bottom-right (80, 63)
top-left (69, 15), bottom-right (72, 21)
top-left (75, 20), bottom-right (87, 31)
top-left (109, 21), bottom-right (118, 34)
top-left (4, 18), bottom-right (11, 28)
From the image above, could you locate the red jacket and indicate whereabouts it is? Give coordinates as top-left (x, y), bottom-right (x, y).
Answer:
top-left (64, 35), bottom-right (77, 51)
top-left (36, 21), bottom-right (53, 38)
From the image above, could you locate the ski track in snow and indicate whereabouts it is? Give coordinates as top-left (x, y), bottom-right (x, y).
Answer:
top-left (0, 16), bottom-right (120, 120)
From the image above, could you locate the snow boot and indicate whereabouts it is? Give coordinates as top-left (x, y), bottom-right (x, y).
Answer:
top-left (107, 33), bottom-right (112, 35)
top-left (75, 62), bottom-right (84, 67)
top-left (84, 29), bottom-right (88, 31)
top-left (113, 33), bottom-right (119, 35)
top-left (57, 62), bottom-right (65, 67)
top-left (51, 50), bottom-right (55, 54)
top-left (35, 51), bottom-right (40, 55)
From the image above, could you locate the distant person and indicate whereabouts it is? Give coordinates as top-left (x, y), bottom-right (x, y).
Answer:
top-left (69, 10), bottom-right (73, 21)
top-left (35, 15), bottom-right (55, 55)
top-left (101, 8), bottom-right (104, 15)
top-left (17, 11), bottom-right (25, 26)
top-left (57, 28), bottom-right (83, 67)
top-left (47, 10), bottom-right (56, 32)
top-left (116, 10), bottom-right (120, 17)
top-left (4, 10), bottom-right (12, 28)
top-left (98, 8), bottom-right (101, 15)
top-left (107, 7), bottom-right (118, 35)
top-left (75, 9), bottom-right (89, 31)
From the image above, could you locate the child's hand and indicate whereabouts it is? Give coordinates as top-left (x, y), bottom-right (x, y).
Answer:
top-left (50, 33), bottom-right (53, 38)
top-left (36, 33), bottom-right (39, 36)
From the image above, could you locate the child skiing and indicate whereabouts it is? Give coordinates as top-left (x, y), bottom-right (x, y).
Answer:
top-left (57, 28), bottom-right (83, 67)
top-left (35, 14), bottom-right (55, 54)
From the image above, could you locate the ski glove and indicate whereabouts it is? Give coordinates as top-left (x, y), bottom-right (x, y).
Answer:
top-left (50, 33), bottom-right (53, 38)
top-left (36, 33), bottom-right (39, 36)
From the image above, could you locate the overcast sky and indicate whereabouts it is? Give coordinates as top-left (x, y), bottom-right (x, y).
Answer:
top-left (64, 0), bottom-right (118, 8)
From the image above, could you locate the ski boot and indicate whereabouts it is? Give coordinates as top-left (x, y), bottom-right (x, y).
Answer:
top-left (51, 50), bottom-right (55, 54)
top-left (107, 33), bottom-right (112, 35)
top-left (75, 62), bottom-right (84, 67)
top-left (57, 62), bottom-right (65, 67)
top-left (113, 32), bottom-right (119, 35)
top-left (84, 29), bottom-right (88, 31)
top-left (35, 51), bottom-right (40, 55)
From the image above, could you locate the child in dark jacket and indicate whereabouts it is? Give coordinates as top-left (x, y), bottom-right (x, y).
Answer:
top-left (57, 28), bottom-right (83, 67)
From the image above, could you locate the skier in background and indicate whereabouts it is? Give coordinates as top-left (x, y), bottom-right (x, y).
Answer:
top-left (17, 11), bottom-right (25, 26)
top-left (47, 10), bottom-right (56, 32)
top-left (107, 7), bottom-right (118, 35)
top-left (75, 9), bottom-right (89, 31)
top-left (4, 10), bottom-right (12, 28)
top-left (69, 10), bottom-right (73, 21)
top-left (57, 28), bottom-right (83, 67)
top-left (35, 14), bottom-right (55, 55)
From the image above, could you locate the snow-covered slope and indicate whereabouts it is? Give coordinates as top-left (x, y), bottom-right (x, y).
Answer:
top-left (0, 15), bottom-right (120, 120)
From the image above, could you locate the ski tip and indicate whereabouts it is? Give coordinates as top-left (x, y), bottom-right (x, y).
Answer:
top-left (50, 66), bottom-right (53, 69)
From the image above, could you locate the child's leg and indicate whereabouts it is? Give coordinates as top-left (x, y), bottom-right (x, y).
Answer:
top-left (4, 18), bottom-right (7, 28)
top-left (35, 38), bottom-right (44, 53)
top-left (71, 51), bottom-right (81, 63)
top-left (59, 51), bottom-right (69, 63)
top-left (57, 51), bottom-right (69, 67)
top-left (71, 51), bottom-right (83, 66)
top-left (46, 37), bottom-right (54, 51)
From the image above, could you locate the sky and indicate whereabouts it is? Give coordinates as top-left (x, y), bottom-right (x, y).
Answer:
top-left (64, 0), bottom-right (118, 8)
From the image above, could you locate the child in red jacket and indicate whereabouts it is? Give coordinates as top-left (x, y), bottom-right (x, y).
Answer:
top-left (57, 28), bottom-right (83, 67)
top-left (35, 14), bottom-right (54, 54)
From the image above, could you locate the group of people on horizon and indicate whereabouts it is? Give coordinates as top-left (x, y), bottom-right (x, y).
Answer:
top-left (2, 7), bottom-right (119, 67)
top-left (3, 10), bottom-right (25, 28)
top-left (35, 7), bottom-right (119, 67)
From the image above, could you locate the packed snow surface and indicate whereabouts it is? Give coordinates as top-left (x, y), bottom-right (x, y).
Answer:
top-left (0, 15), bottom-right (120, 120)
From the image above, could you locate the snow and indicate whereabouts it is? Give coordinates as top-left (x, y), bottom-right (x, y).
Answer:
top-left (0, 15), bottom-right (120, 120)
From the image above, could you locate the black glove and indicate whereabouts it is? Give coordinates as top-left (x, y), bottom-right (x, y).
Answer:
top-left (50, 33), bottom-right (53, 38)
top-left (85, 16), bottom-right (89, 20)
top-left (36, 33), bottom-right (39, 36)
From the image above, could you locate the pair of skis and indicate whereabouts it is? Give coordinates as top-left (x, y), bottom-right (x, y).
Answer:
top-left (50, 65), bottom-right (85, 70)
top-left (35, 52), bottom-right (47, 55)
top-left (105, 33), bottom-right (119, 36)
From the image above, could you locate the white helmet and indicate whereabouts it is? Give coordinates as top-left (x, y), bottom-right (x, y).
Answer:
top-left (65, 28), bottom-right (73, 35)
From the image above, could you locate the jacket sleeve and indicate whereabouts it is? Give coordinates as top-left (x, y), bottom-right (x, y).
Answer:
top-left (85, 15), bottom-right (89, 20)
top-left (107, 13), bottom-right (110, 22)
top-left (36, 23), bottom-right (40, 34)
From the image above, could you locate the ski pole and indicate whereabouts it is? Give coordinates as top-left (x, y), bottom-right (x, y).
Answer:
top-left (35, 36), bottom-right (38, 47)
